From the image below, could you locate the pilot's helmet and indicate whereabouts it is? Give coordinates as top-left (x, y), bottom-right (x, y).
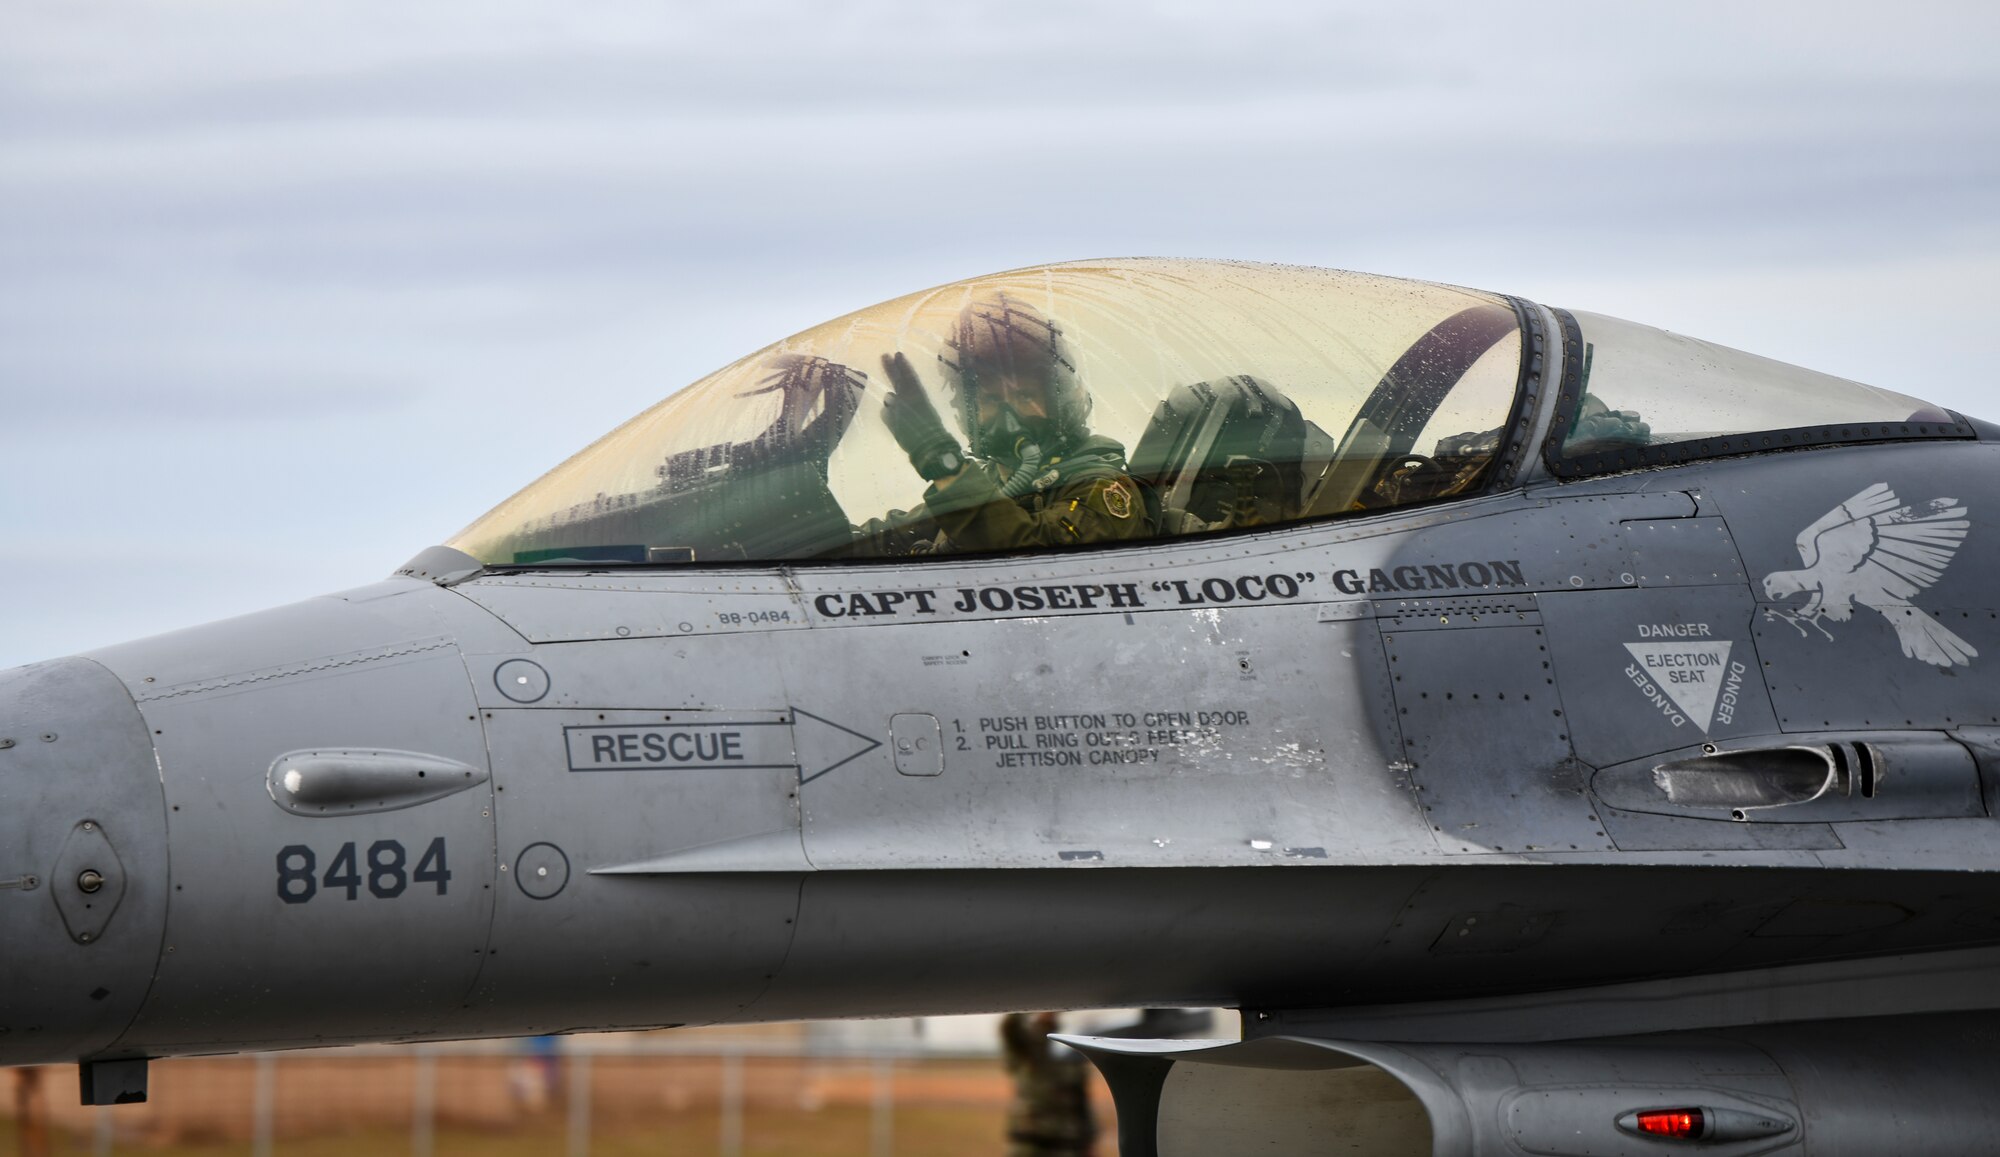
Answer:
top-left (938, 293), bottom-right (1089, 455)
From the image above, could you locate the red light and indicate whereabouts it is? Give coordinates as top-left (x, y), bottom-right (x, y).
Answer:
top-left (1635, 1108), bottom-right (1705, 1138)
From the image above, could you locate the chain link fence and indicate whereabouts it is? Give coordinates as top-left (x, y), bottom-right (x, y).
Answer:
top-left (5, 1028), bottom-right (1099, 1157)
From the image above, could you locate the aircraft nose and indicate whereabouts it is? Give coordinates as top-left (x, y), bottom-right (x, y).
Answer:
top-left (0, 657), bottom-right (171, 1066)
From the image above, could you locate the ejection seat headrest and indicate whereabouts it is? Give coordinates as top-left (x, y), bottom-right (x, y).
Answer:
top-left (1129, 375), bottom-right (1308, 528)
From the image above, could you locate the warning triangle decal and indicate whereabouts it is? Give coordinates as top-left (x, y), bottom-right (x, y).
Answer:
top-left (1623, 641), bottom-right (1733, 731)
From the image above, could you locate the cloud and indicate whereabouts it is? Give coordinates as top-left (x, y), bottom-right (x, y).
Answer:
top-left (3, 0), bottom-right (2000, 666)
top-left (3, 366), bottom-right (418, 425)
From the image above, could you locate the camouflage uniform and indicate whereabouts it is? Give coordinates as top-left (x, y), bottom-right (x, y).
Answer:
top-left (927, 436), bottom-right (1149, 552)
top-left (1001, 1013), bottom-right (1097, 1157)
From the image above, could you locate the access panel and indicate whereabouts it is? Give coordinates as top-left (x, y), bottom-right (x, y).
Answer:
top-left (780, 592), bottom-right (1429, 869)
top-left (113, 646), bottom-right (497, 1053)
top-left (1384, 601), bottom-right (1610, 854)
top-left (457, 681), bottom-right (808, 1033)
top-left (1540, 585), bottom-right (1779, 770)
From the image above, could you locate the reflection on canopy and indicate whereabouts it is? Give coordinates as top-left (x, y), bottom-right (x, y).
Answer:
top-left (448, 260), bottom-right (1528, 566)
top-left (1555, 311), bottom-right (1954, 472)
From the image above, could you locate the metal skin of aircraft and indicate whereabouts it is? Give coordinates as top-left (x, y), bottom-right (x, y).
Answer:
top-left (6, 259), bottom-right (2000, 1155)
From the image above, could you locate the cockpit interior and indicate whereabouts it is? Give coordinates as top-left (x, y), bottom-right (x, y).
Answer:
top-left (446, 259), bottom-right (1958, 568)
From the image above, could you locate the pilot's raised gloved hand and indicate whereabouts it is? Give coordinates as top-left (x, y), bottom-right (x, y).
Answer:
top-left (880, 352), bottom-right (966, 481)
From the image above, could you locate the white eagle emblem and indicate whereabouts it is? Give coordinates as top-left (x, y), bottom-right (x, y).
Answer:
top-left (1760, 483), bottom-right (1976, 668)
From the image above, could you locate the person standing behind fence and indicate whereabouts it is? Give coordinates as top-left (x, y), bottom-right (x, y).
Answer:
top-left (1000, 1012), bottom-right (1097, 1157)
top-left (509, 1034), bottom-right (563, 1111)
top-left (13, 1067), bottom-right (50, 1157)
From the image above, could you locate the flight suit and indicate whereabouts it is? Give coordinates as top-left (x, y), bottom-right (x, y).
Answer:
top-left (926, 435), bottom-right (1150, 553)
top-left (1001, 1013), bottom-right (1098, 1157)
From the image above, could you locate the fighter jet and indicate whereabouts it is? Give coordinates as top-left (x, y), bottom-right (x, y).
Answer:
top-left (7, 258), bottom-right (2000, 1155)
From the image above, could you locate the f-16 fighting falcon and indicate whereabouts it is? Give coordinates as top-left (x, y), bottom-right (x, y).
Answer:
top-left (8, 258), bottom-right (2000, 1155)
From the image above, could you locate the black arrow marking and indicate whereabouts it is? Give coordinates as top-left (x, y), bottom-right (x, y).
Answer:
top-left (793, 708), bottom-right (883, 785)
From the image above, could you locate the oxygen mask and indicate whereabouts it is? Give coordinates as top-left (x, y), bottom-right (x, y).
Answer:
top-left (978, 405), bottom-right (1057, 466)
top-left (977, 405), bottom-right (1055, 499)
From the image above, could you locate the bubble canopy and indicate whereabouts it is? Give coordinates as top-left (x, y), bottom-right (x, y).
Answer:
top-left (1548, 310), bottom-right (1964, 475)
top-left (448, 260), bottom-right (1534, 566)
top-left (446, 259), bottom-right (1958, 569)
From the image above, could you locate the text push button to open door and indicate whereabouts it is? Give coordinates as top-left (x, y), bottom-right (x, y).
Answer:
top-left (891, 714), bottom-right (943, 777)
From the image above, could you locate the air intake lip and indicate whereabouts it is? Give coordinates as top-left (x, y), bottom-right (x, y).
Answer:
top-left (1057, 1032), bottom-right (1812, 1157)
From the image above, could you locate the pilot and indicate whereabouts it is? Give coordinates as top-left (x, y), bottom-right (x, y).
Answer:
top-left (872, 294), bottom-right (1149, 554)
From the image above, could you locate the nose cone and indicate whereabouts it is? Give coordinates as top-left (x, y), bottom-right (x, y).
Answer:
top-left (0, 658), bottom-right (169, 1066)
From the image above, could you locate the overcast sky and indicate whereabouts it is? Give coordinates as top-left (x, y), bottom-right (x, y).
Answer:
top-left (5, 1), bottom-right (1999, 668)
